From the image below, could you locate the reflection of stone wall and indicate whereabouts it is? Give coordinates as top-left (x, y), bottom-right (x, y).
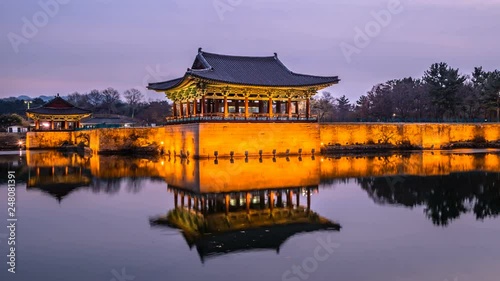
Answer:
top-left (320, 152), bottom-right (500, 180)
top-left (163, 157), bottom-right (320, 193)
top-left (320, 123), bottom-right (500, 148)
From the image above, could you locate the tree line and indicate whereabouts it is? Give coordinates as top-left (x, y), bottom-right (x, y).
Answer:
top-left (312, 63), bottom-right (500, 122)
top-left (0, 88), bottom-right (172, 125)
top-left (66, 88), bottom-right (171, 124)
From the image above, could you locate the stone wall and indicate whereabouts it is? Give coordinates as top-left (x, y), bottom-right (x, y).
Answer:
top-left (26, 123), bottom-right (500, 157)
top-left (320, 123), bottom-right (500, 149)
top-left (197, 123), bottom-right (320, 158)
top-left (25, 131), bottom-right (74, 149)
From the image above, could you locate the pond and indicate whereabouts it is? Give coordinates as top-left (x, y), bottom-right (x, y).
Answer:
top-left (0, 150), bottom-right (499, 281)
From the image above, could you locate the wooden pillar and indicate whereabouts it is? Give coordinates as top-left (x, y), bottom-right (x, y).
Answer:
top-left (306, 97), bottom-right (311, 119)
top-left (307, 188), bottom-right (311, 213)
top-left (225, 194), bottom-right (230, 215)
top-left (287, 98), bottom-right (292, 119)
top-left (223, 96), bottom-right (228, 118)
top-left (186, 100), bottom-right (191, 116)
top-left (295, 101), bottom-right (299, 119)
top-left (201, 96), bottom-right (205, 116)
top-left (287, 190), bottom-right (293, 209)
top-left (244, 97), bottom-right (249, 119)
top-left (188, 195), bottom-right (192, 210)
top-left (173, 102), bottom-right (178, 117)
top-left (201, 197), bottom-right (206, 214)
top-left (50, 121), bottom-right (54, 130)
top-left (193, 98), bottom-right (198, 115)
top-left (35, 120), bottom-right (40, 130)
top-left (246, 192), bottom-right (251, 214)
top-left (269, 191), bottom-right (275, 211)
top-left (296, 191), bottom-right (300, 207)
top-left (181, 193), bottom-right (185, 208)
top-left (268, 97), bottom-right (273, 118)
top-left (180, 102), bottom-right (184, 117)
top-left (76, 121), bottom-right (80, 129)
top-left (64, 121), bottom-right (68, 130)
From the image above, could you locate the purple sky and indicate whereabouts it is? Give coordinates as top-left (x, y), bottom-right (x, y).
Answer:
top-left (1, 0), bottom-right (499, 102)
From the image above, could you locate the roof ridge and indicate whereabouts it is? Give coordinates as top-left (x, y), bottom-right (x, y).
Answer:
top-left (290, 71), bottom-right (340, 79)
top-left (200, 50), bottom-right (276, 60)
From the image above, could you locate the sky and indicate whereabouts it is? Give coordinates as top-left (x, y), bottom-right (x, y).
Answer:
top-left (1, 0), bottom-right (500, 102)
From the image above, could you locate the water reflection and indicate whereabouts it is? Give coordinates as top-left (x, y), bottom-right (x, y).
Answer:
top-left (150, 186), bottom-right (340, 262)
top-left (2, 150), bottom-right (499, 226)
top-left (1, 150), bottom-right (499, 280)
top-left (358, 173), bottom-right (500, 226)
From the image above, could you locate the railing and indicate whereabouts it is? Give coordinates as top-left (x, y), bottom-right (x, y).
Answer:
top-left (320, 117), bottom-right (498, 123)
top-left (166, 113), bottom-right (318, 123)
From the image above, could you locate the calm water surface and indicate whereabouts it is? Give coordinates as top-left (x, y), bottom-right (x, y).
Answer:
top-left (1, 150), bottom-right (500, 281)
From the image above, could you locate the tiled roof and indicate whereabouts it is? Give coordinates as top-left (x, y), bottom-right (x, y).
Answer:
top-left (148, 49), bottom-right (340, 91)
top-left (81, 114), bottom-right (137, 125)
top-left (27, 96), bottom-right (92, 115)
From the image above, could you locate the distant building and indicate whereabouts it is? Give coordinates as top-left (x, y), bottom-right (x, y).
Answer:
top-left (80, 114), bottom-right (138, 129)
top-left (6, 125), bottom-right (27, 133)
top-left (148, 48), bottom-right (340, 123)
top-left (26, 94), bottom-right (92, 131)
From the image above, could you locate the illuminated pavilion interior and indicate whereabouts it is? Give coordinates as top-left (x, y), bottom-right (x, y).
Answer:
top-left (148, 48), bottom-right (340, 122)
top-left (26, 95), bottom-right (92, 130)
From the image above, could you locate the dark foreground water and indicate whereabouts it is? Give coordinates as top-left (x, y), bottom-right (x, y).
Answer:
top-left (1, 150), bottom-right (500, 281)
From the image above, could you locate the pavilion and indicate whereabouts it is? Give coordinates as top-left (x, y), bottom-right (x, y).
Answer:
top-left (148, 48), bottom-right (340, 122)
top-left (26, 94), bottom-right (92, 130)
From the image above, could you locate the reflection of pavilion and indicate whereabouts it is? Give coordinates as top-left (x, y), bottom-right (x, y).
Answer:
top-left (150, 185), bottom-right (340, 262)
top-left (26, 151), bottom-right (92, 202)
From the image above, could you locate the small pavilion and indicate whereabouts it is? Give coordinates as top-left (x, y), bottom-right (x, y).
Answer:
top-left (26, 95), bottom-right (92, 130)
top-left (148, 48), bottom-right (340, 122)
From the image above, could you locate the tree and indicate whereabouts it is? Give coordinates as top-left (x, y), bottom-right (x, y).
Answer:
top-left (336, 95), bottom-right (352, 121)
top-left (67, 91), bottom-right (91, 109)
top-left (423, 62), bottom-right (466, 120)
top-left (311, 92), bottom-right (335, 121)
top-left (135, 101), bottom-right (171, 125)
top-left (481, 70), bottom-right (500, 121)
top-left (0, 113), bottom-right (26, 130)
top-left (123, 88), bottom-right (145, 118)
top-left (87, 89), bottom-right (104, 109)
top-left (101, 87), bottom-right (121, 114)
top-left (355, 95), bottom-right (371, 121)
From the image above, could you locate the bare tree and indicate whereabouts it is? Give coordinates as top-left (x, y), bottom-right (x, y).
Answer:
top-left (123, 88), bottom-right (144, 118)
top-left (101, 87), bottom-right (121, 114)
top-left (311, 92), bottom-right (335, 121)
